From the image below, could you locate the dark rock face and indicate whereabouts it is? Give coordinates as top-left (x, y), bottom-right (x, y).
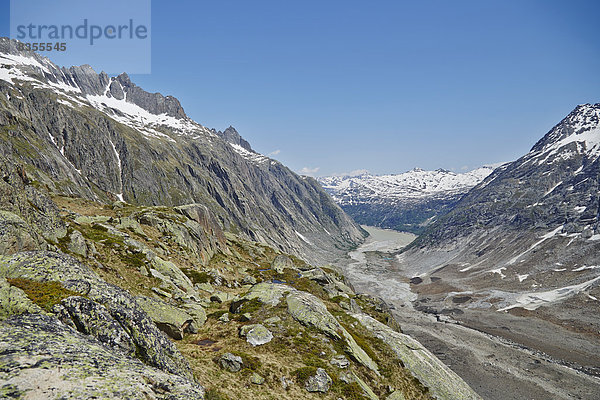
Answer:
top-left (213, 126), bottom-right (253, 151)
top-left (0, 37), bottom-right (365, 265)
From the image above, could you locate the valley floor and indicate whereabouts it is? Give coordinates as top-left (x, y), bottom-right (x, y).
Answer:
top-left (335, 226), bottom-right (600, 400)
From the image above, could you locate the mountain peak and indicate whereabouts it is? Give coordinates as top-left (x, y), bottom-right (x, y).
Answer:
top-left (529, 103), bottom-right (600, 159)
top-left (214, 126), bottom-right (254, 152)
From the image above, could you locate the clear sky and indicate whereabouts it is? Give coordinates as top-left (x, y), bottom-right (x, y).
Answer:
top-left (1, 1), bottom-right (599, 176)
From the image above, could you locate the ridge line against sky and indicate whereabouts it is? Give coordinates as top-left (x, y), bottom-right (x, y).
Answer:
top-left (1, 0), bottom-right (599, 176)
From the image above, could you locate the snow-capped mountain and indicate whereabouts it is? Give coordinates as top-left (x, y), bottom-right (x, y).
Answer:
top-left (0, 38), bottom-right (365, 264)
top-left (395, 104), bottom-right (600, 365)
top-left (318, 166), bottom-right (498, 233)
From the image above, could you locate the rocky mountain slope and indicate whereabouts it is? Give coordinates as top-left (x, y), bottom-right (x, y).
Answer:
top-left (0, 152), bottom-right (481, 399)
top-left (395, 104), bottom-right (600, 378)
top-left (318, 167), bottom-right (496, 233)
top-left (0, 37), bottom-right (364, 266)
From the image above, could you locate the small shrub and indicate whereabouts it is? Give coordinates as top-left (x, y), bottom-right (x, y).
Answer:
top-left (183, 269), bottom-right (211, 284)
top-left (207, 310), bottom-right (228, 319)
top-left (231, 351), bottom-right (262, 371)
top-left (293, 366), bottom-right (317, 385)
top-left (340, 382), bottom-right (365, 400)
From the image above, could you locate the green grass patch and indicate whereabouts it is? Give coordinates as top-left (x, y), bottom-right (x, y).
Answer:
top-left (183, 268), bottom-right (211, 284)
top-left (7, 278), bottom-right (79, 312)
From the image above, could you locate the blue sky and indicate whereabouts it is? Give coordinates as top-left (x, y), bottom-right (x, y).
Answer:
top-left (2, 1), bottom-right (599, 176)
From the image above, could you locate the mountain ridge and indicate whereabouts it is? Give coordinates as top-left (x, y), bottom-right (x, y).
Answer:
top-left (0, 37), bottom-right (365, 265)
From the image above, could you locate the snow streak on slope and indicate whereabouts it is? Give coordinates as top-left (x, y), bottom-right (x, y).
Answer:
top-left (229, 143), bottom-right (270, 165)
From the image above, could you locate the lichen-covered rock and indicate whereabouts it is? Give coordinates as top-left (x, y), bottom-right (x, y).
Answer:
top-left (301, 268), bottom-right (331, 285)
top-left (354, 313), bottom-right (482, 400)
top-left (210, 291), bottom-right (234, 303)
top-left (0, 313), bottom-right (205, 399)
top-left (116, 217), bottom-right (146, 237)
top-left (286, 290), bottom-right (379, 374)
top-left (330, 354), bottom-right (350, 369)
top-left (149, 256), bottom-right (196, 294)
top-left (59, 296), bottom-right (135, 353)
top-left (0, 210), bottom-right (45, 255)
top-left (0, 277), bottom-right (43, 320)
top-left (239, 324), bottom-right (273, 346)
top-left (218, 352), bottom-right (243, 372)
top-left (305, 368), bottom-right (332, 393)
top-left (271, 254), bottom-right (294, 273)
top-left (135, 295), bottom-right (193, 340)
top-left (351, 371), bottom-right (380, 400)
top-left (250, 372), bottom-right (265, 385)
top-left (243, 282), bottom-right (293, 306)
top-left (387, 390), bottom-right (406, 400)
top-left (181, 303), bottom-right (207, 333)
top-left (0, 251), bottom-right (194, 380)
top-left (67, 229), bottom-right (88, 257)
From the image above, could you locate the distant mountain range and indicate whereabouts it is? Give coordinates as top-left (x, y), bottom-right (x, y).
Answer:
top-left (318, 165), bottom-right (499, 233)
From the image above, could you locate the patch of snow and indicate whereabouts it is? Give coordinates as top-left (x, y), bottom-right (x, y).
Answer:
top-left (498, 275), bottom-right (600, 311)
top-left (544, 181), bottom-right (562, 196)
top-left (517, 274), bottom-right (529, 282)
top-left (108, 138), bottom-right (124, 201)
top-left (229, 143), bottom-right (269, 165)
top-left (572, 265), bottom-right (600, 272)
top-left (294, 230), bottom-right (312, 245)
top-left (490, 267), bottom-right (506, 279)
top-left (505, 226), bottom-right (563, 265)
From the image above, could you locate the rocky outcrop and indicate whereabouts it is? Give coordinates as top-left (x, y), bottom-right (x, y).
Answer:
top-left (135, 295), bottom-right (194, 340)
top-left (244, 282), bottom-right (379, 374)
top-left (353, 313), bottom-right (482, 400)
top-left (305, 368), bottom-right (332, 393)
top-left (0, 210), bottom-right (45, 255)
top-left (213, 126), bottom-right (253, 151)
top-left (286, 290), bottom-right (379, 373)
top-left (272, 254), bottom-right (295, 273)
top-left (218, 353), bottom-right (243, 372)
top-left (0, 155), bottom-right (66, 249)
top-left (0, 313), bottom-right (205, 399)
top-left (0, 251), bottom-right (194, 380)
